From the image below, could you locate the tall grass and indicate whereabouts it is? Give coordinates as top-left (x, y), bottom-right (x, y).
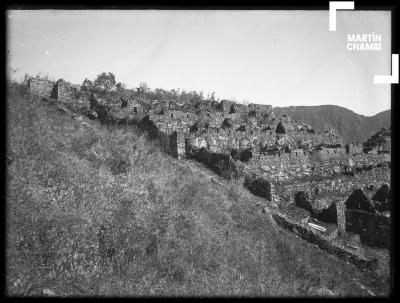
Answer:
top-left (6, 81), bottom-right (389, 296)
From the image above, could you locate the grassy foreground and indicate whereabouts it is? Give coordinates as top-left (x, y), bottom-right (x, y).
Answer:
top-left (6, 81), bottom-right (389, 296)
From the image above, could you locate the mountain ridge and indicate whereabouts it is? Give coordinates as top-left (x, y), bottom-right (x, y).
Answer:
top-left (273, 105), bottom-right (391, 144)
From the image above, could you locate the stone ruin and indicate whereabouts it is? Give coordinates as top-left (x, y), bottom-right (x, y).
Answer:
top-left (28, 78), bottom-right (391, 257)
top-left (28, 78), bottom-right (54, 97)
top-left (51, 79), bottom-right (78, 102)
top-left (29, 78), bottom-right (78, 102)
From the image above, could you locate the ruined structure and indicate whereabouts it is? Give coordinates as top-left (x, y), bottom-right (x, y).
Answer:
top-left (51, 79), bottom-right (78, 102)
top-left (29, 77), bottom-right (391, 259)
top-left (28, 78), bottom-right (77, 102)
top-left (28, 78), bottom-right (54, 97)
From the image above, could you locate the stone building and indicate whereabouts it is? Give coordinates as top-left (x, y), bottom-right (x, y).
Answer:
top-left (125, 99), bottom-right (144, 114)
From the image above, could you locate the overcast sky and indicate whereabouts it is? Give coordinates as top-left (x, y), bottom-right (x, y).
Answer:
top-left (7, 10), bottom-right (391, 116)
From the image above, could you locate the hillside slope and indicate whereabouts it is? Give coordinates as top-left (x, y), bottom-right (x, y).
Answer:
top-left (6, 82), bottom-right (388, 296)
top-left (273, 105), bottom-right (391, 144)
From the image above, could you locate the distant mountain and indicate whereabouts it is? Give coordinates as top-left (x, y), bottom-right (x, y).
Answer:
top-left (273, 105), bottom-right (391, 144)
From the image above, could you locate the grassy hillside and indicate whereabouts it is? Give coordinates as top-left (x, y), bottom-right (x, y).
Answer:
top-left (273, 105), bottom-right (391, 144)
top-left (6, 82), bottom-right (389, 296)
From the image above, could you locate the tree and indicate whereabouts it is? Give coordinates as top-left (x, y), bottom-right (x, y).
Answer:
top-left (81, 78), bottom-right (94, 92)
top-left (93, 72), bottom-right (116, 91)
top-left (116, 82), bottom-right (126, 90)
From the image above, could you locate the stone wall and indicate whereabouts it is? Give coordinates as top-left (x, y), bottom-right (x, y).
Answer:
top-left (276, 167), bottom-right (390, 206)
top-left (170, 131), bottom-right (186, 159)
top-left (244, 145), bottom-right (362, 183)
top-left (271, 211), bottom-right (378, 270)
top-left (190, 148), bottom-right (238, 179)
top-left (217, 100), bottom-right (236, 112)
top-left (159, 130), bottom-right (173, 157)
top-left (346, 142), bottom-right (363, 155)
top-left (126, 100), bottom-right (144, 114)
top-left (28, 79), bottom-right (54, 97)
top-left (345, 210), bottom-right (390, 248)
top-left (290, 131), bottom-right (344, 147)
top-left (186, 127), bottom-right (258, 155)
top-left (157, 130), bottom-right (184, 159)
top-left (351, 153), bottom-right (390, 167)
top-left (247, 103), bottom-right (273, 115)
top-left (149, 110), bottom-right (195, 135)
top-left (56, 79), bottom-right (77, 102)
top-left (247, 151), bottom-right (311, 182)
top-left (336, 201), bottom-right (346, 236)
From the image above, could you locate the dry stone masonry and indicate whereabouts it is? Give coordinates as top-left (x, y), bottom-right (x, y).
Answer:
top-left (29, 78), bottom-right (391, 262)
top-left (28, 78), bottom-right (54, 97)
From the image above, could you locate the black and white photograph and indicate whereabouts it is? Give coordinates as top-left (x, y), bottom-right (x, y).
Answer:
top-left (6, 4), bottom-right (395, 297)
